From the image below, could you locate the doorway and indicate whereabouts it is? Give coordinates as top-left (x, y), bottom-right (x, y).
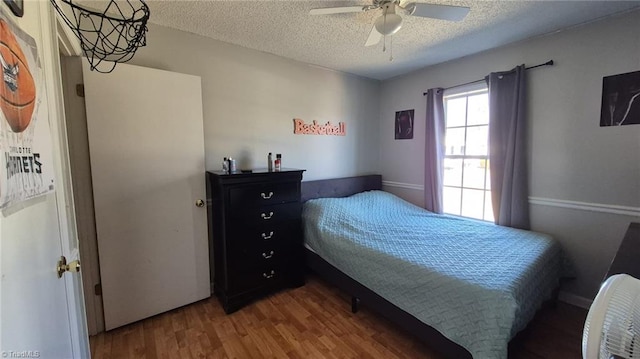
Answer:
top-left (59, 55), bottom-right (105, 336)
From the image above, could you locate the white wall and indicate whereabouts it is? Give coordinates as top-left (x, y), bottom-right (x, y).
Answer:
top-left (379, 10), bottom-right (640, 301)
top-left (129, 24), bottom-right (381, 181)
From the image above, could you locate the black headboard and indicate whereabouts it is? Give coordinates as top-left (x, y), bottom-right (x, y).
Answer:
top-left (301, 175), bottom-right (382, 202)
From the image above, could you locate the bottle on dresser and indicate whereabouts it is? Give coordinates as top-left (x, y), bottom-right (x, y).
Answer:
top-left (228, 158), bottom-right (237, 173)
top-left (274, 154), bottom-right (282, 171)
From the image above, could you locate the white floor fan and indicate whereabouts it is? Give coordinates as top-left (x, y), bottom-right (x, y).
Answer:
top-left (583, 274), bottom-right (640, 359)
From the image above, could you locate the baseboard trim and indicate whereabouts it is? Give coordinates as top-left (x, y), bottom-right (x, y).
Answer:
top-left (528, 197), bottom-right (640, 217)
top-left (558, 291), bottom-right (593, 309)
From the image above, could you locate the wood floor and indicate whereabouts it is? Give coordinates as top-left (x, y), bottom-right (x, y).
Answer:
top-left (90, 276), bottom-right (587, 358)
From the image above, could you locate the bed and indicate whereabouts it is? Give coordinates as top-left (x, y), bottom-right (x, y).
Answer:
top-left (301, 175), bottom-right (562, 359)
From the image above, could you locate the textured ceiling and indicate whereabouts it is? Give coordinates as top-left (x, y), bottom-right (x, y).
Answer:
top-left (134, 1), bottom-right (640, 80)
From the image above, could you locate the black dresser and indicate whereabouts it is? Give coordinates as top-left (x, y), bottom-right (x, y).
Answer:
top-left (606, 222), bottom-right (640, 279)
top-left (206, 169), bottom-right (305, 313)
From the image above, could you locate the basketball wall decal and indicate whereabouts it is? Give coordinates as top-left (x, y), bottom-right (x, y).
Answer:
top-left (0, 19), bottom-right (36, 133)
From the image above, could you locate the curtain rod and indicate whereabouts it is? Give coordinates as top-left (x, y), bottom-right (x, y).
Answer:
top-left (422, 60), bottom-right (554, 96)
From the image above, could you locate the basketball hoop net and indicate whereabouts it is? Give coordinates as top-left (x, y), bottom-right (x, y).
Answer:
top-left (50, 0), bottom-right (150, 73)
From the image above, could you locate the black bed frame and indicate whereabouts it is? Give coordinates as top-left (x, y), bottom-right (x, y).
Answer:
top-left (301, 175), bottom-right (473, 359)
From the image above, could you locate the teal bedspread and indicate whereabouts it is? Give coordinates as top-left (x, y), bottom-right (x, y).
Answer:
top-left (302, 191), bottom-right (561, 359)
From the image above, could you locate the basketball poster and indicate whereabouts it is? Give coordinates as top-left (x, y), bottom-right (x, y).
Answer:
top-left (0, 10), bottom-right (55, 210)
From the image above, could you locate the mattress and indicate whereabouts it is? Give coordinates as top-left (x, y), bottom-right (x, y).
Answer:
top-left (302, 190), bottom-right (562, 359)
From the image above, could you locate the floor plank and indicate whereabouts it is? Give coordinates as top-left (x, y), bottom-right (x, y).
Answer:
top-left (90, 275), bottom-right (587, 358)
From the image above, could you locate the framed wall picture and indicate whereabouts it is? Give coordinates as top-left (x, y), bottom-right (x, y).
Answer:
top-left (600, 70), bottom-right (640, 126)
top-left (395, 109), bottom-right (414, 139)
top-left (4, 0), bottom-right (23, 17)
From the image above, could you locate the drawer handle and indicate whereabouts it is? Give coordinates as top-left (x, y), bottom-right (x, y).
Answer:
top-left (263, 270), bottom-right (275, 279)
top-left (261, 192), bottom-right (274, 199)
top-left (262, 250), bottom-right (275, 259)
top-left (261, 212), bottom-right (274, 220)
top-left (261, 231), bottom-right (274, 240)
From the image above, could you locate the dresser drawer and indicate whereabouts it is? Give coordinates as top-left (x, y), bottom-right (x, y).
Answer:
top-left (226, 264), bottom-right (285, 294)
top-left (230, 202), bottom-right (301, 223)
top-left (229, 182), bottom-right (299, 208)
top-left (227, 220), bottom-right (300, 250)
top-left (227, 237), bottom-right (293, 268)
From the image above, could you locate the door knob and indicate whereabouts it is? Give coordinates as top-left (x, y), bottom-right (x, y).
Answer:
top-left (195, 199), bottom-right (205, 207)
top-left (57, 256), bottom-right (81, 278)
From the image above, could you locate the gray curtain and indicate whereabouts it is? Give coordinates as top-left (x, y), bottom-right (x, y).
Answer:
top-left (424, 88), bottom-right (445, 213)
top-left (485, 65), bottom-right (530, 229)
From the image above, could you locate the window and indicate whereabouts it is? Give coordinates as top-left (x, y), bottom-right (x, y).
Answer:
top-left (443, 86), bottom-right (494, 222)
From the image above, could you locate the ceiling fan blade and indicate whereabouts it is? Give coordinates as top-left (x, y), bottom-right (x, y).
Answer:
top-left (409, 3), bottom-right (470, 21)
top-left (365, 25), bottom-right (382, 47)
top-left (309, 6), bottom-right (365, 15)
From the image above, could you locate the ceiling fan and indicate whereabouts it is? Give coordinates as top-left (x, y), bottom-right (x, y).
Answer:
top-left (309, 0), bottom-right (470, 47)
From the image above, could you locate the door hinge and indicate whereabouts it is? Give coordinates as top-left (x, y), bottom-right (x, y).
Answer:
top-left (94, 283), bottom-right (102, 296)
top-left (76, 84), bottom-right (85, 97)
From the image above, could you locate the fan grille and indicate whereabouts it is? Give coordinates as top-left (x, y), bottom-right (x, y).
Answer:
top-left (584, 274), bottom-right (640, 359)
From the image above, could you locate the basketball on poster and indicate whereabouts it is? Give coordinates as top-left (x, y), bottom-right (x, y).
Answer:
top-left (0, 10), bottom-right (55, 210)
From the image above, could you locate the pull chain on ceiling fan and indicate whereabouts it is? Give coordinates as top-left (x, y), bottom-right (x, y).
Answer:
top-left (376, 2), bottom-right (400, 60)
top-left (310, 0), bottom-right (470, 61)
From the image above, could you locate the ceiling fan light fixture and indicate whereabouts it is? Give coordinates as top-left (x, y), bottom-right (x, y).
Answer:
top-left (374, 12), bottom-right (403, 36)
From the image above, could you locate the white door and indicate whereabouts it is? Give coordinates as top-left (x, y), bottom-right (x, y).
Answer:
top-left (82, 61), bottom-right (210, 330)
top-left (1, 2), bottom-right (88, 358)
